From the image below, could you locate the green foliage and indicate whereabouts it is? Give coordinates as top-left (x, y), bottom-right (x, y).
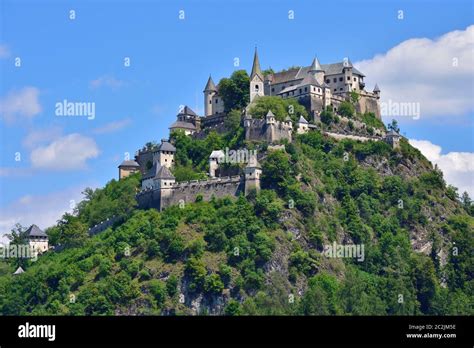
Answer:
top-left (218, 70), bottom-right (250, 112)
top-left (338, 101), bottom-right (355, 118)
top-left (204, 273), bottom-right (224, 294)
top-left (360, 112), bottom-right (385, 129)
top-left (299, 273), bottom-right (342, 315)
top-left (149, 279), bottom-right (167, 305)
top-left (0, 109), bottom-right (471, 317)
top-left (248, 96), bottom-right (308, 122)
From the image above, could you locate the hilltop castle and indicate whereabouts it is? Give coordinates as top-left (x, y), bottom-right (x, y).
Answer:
top-left (118, 49), bottom-right (398, 211)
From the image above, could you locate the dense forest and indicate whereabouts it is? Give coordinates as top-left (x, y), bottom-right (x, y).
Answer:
top-left (0, 89), bottom-right (472, 316)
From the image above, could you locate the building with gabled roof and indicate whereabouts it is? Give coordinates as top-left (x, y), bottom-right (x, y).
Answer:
top-left (26, 224), bottom-right (48, 254)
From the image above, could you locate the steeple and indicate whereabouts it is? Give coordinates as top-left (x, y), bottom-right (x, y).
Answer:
top-left (204, 75), bottom-right (217, 92)
top-left (250, 48), bottom-right (263, 81)
top-left (309, 56), bottom-right (323, 72)
top-left (373, 83), bottom-right (380, 92)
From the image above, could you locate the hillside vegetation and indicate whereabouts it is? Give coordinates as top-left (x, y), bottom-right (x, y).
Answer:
top-left (1, 100), bottom-right (472, 316)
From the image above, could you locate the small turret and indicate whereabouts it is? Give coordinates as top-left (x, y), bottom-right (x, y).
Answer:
top-left (373, 83), bottom-right (380, 98)
top-left (209, 150), bottom-right (225, 177)
top-left (118, 160), bottom-right (140, 180)
top-left (297, 115), bottom-right (309, 134)
top-left (384, 129), bottom-right (401, 149)
top-left (265, 110), bottom-right (276, 125)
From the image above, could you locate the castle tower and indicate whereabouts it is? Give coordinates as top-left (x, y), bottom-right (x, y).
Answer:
top-left (204, 75), bottom-right (217, 116)
top-left (343, 58), bottom-right (353, 92)
top-left (308, 56), bottom-right (325, 85)
top-left (26, 224), bottom-right (48, 255)
top-left (373, 83), bottom-right (380, 98)
top-left (244, 155), bottom-right (262, 195)
top-left (384, 130), bottom-right (401, 150)
top-left (250, 48), bottom-right (264, 103)
top-left (153, 139), bottom-right (176, 169)
top-left (297, 115), bottom-right (309, 134)
top-left (118, 160), bottom-right (140, 180)
top-left (209, 150), bottom-right (225, 177)
top-left (153, 166), bottom-right (175, 210)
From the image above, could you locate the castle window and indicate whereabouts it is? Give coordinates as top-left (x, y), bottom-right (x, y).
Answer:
top-left (340, 88), bottom-right (343, 91)
top-left (347, 76), bottom-right (350, 81)
top-left (334, 89), bottom-right (336, 91)
top-left (271, 88), bottom-right (275, 92)
top-left (299, 89), bottom-right (302, 94)
top-left (209, 100), bottom-right (212, 104)
top-left (215, 99), bottom-right (218, 103)
top-left (304, 87), bottom-right (307, 92)
top-left (326, 79), bottom-right (330, 83)
top-left (339, 77), bottom-right (343, 82)
top-left (353, 77), bottom-right (357, 81)
top-left (333, 78), bottom-right (336, 83)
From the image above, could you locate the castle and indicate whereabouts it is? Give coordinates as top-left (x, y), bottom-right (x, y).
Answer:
top-left (118, 49), bottom-right (400, 211)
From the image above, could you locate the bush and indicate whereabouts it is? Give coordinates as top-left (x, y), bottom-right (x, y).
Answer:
top-left (338, 101), bottom-right (355, 118)
top-left (204, 273), bottom-right (224, 294)
top-left (149, 279), bottom-right (167, 305)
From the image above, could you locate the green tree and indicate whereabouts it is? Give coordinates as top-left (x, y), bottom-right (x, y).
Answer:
top-left (218, 70), bottom-right (250, 112)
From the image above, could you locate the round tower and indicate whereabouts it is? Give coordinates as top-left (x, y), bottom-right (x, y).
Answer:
top-left (204, 75), bottom-right (217, 116)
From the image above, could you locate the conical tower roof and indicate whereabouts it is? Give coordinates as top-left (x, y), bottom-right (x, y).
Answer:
top-left (250, 48), bottom-right (264, 81)
top-left (204, 75), bottom-right (217, 92)
top-left (373, 83), bottom-right (380, 92)
top-left (309, 56), bottom-right (323, 72)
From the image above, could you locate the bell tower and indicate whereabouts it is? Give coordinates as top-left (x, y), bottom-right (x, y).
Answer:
top-left (249, 48), bottom-right (264, 103)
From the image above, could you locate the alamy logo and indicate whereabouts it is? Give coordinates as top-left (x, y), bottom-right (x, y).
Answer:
top-left (322, 242), bottom-right (365, 262)
top-left (0, 243), bottom-right (38, 261)
top-left (55, 99), bottom-right (96, 120)
top-left (216, 147), bottom-right (257, 164)
top-left (380, 99), bottom-right (420, 120)
top-left (18, 322), bottom-right (56, 341)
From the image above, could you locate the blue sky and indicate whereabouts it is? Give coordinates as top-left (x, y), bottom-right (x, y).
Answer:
top-left (0, 0), bottom-right (473, 235)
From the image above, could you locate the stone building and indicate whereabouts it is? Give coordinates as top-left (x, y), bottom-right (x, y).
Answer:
top-left (244, 110), bottom-right (293, 143)
top-left (26, 224), bottom-right (48, 254)
top-left (118, 160), bottom-right (140, 179)
top-left (384, 130), bottom-right (402, 149)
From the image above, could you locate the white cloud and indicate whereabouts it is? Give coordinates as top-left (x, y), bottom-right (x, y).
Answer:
top-left (0, 87), bottom-right (42, 122)
top-left (30, 133), bottom-right (99, 170)
top-left (356, 25), bottom-right (474, 118)
top-left (92, 117), bottom-right (131, 134)
top-left (0, 44), bottom-right (10, 58)
top-left (90, 75), bottom-right (124, 90)
top-left (409, 139), bottom-right (474, 197)
top-left (0, 184), bottom-right (97, 244)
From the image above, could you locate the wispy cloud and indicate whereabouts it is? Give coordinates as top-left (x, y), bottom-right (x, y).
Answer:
top-left (30, 133), bottom-right (99, 170)
top-left (0, 87), bottom-right (42, 123)
top-left (92, 117), bottom-right (131, 134)
top-left (90, 75), bottom-right (125, 90)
